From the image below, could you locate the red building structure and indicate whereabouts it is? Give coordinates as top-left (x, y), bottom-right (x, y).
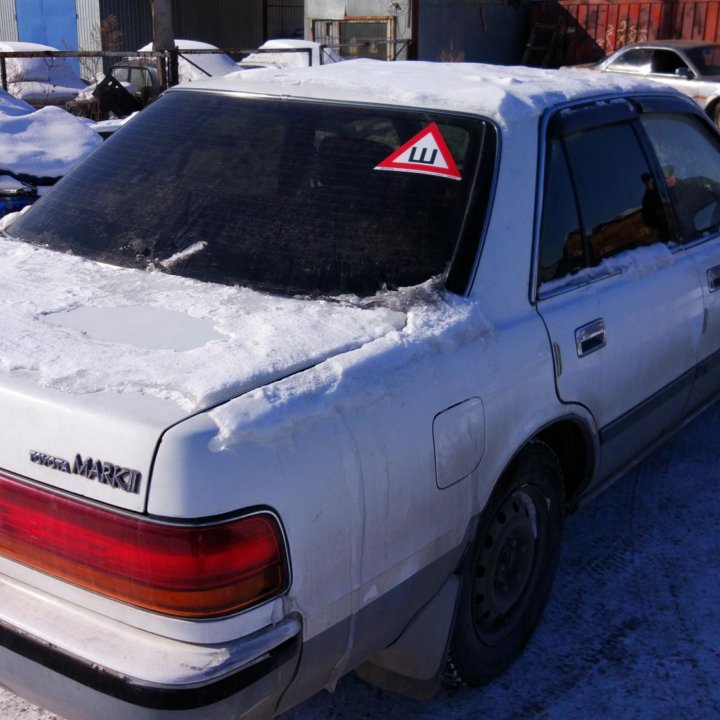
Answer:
top-left (529, 0), bottom-right (720, 65)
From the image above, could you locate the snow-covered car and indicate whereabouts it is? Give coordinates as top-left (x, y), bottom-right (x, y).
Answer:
top-left (240, 39), bottom-right (343, 68)
top-left (0, 87), bottom-right (101, 215)
top-left (126, 39), bottom-right (241, 91)
top-left (1, 60), bottom-right (720, 720)
top-left (0, 41), bottom-right (86, 108)
top-left (583, 40), bottom-right (720, 125)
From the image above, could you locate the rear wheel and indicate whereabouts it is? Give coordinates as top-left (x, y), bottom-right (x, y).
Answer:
top-left (711, 102), bottom-right (720, 129)
top-left (447, 441), bottom-right (565, 686)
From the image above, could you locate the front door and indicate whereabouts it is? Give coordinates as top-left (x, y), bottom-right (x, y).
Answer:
top-left (637, 109), bottom-right (720, 410)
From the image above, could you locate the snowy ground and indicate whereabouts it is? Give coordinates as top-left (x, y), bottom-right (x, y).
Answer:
top-left (4, 401), bottom-right (720, 719)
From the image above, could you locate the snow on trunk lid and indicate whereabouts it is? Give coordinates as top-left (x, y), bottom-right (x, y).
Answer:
top-left (0, 239), bottom-right (407, 510)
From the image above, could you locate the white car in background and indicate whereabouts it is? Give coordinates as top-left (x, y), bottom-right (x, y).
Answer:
top-left (583, 40), bottom-right (720, 125)
top-left (241, 39), bottom-right (343, 68)
top-left (0, 60), bottom-right (720, 720)
top-left (136, 38), bottom-right (241, 82)
top-left (0, 41), bottom-right (86, 107)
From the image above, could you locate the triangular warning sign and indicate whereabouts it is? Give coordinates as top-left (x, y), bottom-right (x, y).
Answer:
top-left (375, 123), bottom-right (462, 180)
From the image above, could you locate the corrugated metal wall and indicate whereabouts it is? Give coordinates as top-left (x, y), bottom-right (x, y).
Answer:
top-left (267, 0), bottom-right (304, 38)
top-left (76, 0), bottom-right (102, 50)
top-left (4, 0), bottom-right (303, 50)
top-left (99, 0), bottom-right (152, 50)
top-left (95, 0), bottom-right (276, 51)
top-left (0, 0), bottom-right (18, 41)
top-left (173, 0), bottom-right (265, 48)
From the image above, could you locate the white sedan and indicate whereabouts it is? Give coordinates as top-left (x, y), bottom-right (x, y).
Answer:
top-left (0, 60), bottom-right (719, 720)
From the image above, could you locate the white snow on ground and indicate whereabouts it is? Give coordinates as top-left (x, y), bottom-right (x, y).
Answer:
top-left (5, 402), bottom-right (720, 718)
top-left (0, 91), bottom-right (101, 178)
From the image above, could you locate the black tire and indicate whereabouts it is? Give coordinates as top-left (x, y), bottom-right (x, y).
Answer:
top-left (712, 102), bottom-right (720, 130)
top-left (447, 441), bottom-right (565, 686)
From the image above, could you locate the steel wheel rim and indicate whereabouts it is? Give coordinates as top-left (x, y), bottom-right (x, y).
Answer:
top-left (471, 486), bottom-right (547, 642)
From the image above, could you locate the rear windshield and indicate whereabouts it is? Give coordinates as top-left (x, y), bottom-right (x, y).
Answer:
top-left (8, 91), bottom-right (489, 296)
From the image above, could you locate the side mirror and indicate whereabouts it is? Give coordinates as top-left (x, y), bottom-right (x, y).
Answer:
top-left (674, 67), bottom-right (694, 79)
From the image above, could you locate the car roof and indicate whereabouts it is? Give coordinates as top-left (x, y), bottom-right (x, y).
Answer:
top-left (138, 38), bottom-right (222, 52)
top-left (0, 41), bottom-right (59, 52)
top-left (615, 39), bottom-right (719, 51)
top-left (247, 38), bottom-right (343, 66)
top-left (176, 59), bottom-right (686, 126)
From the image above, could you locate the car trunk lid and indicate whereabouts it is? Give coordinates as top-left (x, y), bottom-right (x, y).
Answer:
top-left (0, 238), bottom-right (406, 511)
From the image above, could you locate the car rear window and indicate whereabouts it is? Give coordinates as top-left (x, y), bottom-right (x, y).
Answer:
top-left (9, 91), bottom-right (490, 297)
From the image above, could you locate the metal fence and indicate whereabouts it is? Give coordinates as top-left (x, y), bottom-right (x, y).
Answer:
top-left (529, 0), bottom-right (720, 66)
top-left (0, 46), bottom-right (324, 118)
top-left (0, 42), bottom-right (412, 118)
top-left (0, 49), bottom-right (127, 112)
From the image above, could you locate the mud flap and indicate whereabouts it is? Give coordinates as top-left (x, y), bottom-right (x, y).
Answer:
top-left (355, 574), bottom-right (459, 699)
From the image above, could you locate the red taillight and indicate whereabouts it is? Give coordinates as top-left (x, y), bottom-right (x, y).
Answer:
top-left (0, 474), bottom-right (288, 618)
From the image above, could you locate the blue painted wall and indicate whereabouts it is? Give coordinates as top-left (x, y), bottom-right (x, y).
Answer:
top-left (16, 0), bottom-right (79, 50)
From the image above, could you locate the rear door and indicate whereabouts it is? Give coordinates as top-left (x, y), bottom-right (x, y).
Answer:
top-left (535, 100), bottom-right (704, 484)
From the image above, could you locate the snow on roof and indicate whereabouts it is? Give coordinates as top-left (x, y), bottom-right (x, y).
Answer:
top-left (187, 59), bottom-right (675, 128)
top-left (0, 41), bottom-right (58, 53)
top-left (241, 39), bottom-right (343, 68)
top-left (137, 39), bottom-right (239, 81)
top-left (0, 41), bottom-right (84, 88)
top-left (0, 106), bottom-right (101, 179)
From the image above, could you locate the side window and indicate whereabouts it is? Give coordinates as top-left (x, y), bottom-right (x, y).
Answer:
top-left (539, 139), bottom-right (583, 282)
top-left (129, 68), bottom-right (150, 92)
top-left (640, 113), bottom-right (720, 241)
top-left (606, 48), bottom-right (653, 72)
top-left (651, 50), bottom-right (688, 75)
top-left (110, 66), bottom-right (128, 84)
top-left (539, 120), bottom-right (666, 284)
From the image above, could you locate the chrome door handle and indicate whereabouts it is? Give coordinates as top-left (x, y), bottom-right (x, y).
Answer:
top-left (707, 265), bottom-right (720, 292)
top-left (575, 318), bottom-right (606, 357)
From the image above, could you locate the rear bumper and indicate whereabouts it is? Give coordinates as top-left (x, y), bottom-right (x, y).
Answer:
top-left (0, 574), bottom-right (302, 719)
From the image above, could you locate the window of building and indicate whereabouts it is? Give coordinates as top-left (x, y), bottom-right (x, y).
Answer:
top-left (311, 17), bottom-right (396, 60)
